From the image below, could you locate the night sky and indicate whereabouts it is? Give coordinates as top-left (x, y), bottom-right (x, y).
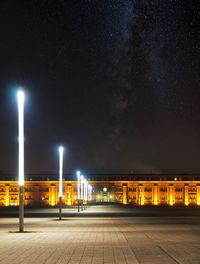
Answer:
top-left (0, 1), bottom-right (199, 174)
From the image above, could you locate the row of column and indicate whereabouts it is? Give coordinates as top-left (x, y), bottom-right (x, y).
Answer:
top-left (122, 184), bottom-right (200, 205)
top-left (3, 183), bottom-right (200, 206)
top-left (49, 185), bottom-right (73, 206)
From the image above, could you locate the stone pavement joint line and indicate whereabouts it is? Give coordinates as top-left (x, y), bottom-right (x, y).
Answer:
top-left (0, 215), bottom-right (200, 264)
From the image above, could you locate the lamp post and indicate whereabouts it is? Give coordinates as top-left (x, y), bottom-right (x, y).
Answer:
top-left (17, 90), bottom-right (25, 233)
top-left (77, 171), bottom-right (80, 212)
top-left (58, 146), bottom-right (64, 220)
top-left (80, 175), bottom-right (84, 211)
top-left (85, 180), bottom-right (88, 207)
top-left (83, 179), bottom-right (88, 209)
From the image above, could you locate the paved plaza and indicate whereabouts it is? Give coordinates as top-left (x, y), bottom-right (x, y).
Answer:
top-left (0, 205), bottom-right (200, 264)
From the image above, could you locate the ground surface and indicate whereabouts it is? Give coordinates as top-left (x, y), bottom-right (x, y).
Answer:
top-left (0, 205), bottom-right (200, 264)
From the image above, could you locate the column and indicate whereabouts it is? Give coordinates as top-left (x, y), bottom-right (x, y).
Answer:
top-left (197, 185), bottom-right (200, 206)
top-left (184, 185), bottom-right (189, 205)
top-left (71, 185), bottom-right (74, 205)
top-left (49, 185), bottom-right (56, 206)
top-left (5, 185), bottom-right (9, 206)
top-left (67, 186), bottom-right (72, 205)
top-left (122, 184), bottom-right (128, 204)
top-left (141, 186), bottom-right (145, 205)
top-left (138, 185), bottom-right (144, 205)
top-left (153, 185), bottom-right (158, 205)
top-left (138, 185), bottom-right (142, 205)
top-left (135, 185), bottom-right (139, 204)
top-left (169, 184), bottom-right (174, 205)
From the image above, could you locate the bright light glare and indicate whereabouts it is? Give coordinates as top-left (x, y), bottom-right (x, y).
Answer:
top-left (77, 171), bottom-right (80, 199)
top-left (58, 146), bottom-right (64, 197)
top-left (59, 146), bottom-right (64, 153)
top-left (17, 90), bottom-right (25, 186)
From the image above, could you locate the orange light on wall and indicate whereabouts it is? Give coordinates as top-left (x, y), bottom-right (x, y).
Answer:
top-left (67, 192), bottom-right (71, 205)
top-left (5, 198), bottom-right (9, 206)
top-left (122, 185), bottom-right (128, 204)
top-left (169, 197), bottom-right (174, 206)
top-left (51, 188), bottom-right (56, 206)
top-left (138, 187), bottom-right (143, 205)
top-left (197, 186), bottom-right (200, 205)
top-left (184, 186), bottom-right (189, 206)
top-left (169, 186), bottom-right (174, 206)
top-left (5, 186), bottom-right (9, 206)
top-left (141, 187), bottom-right (145, 205)
top-left (153, 186), bottom-right (158, 205)
top-left (48, 184), bottom-right (56, 206)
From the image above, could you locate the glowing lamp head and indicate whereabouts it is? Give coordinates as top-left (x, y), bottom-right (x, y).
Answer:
top-left (17, 90), bottom-right (25, 104)
top-left (59, 146), bottom-right (64, 154)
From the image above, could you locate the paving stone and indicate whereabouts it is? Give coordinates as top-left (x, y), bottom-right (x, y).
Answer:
top-left (0, 207), bottom-right (200, 263)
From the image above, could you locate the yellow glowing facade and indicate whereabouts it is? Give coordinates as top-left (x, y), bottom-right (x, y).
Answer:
top-left (0, 176), bottom-right (200, 206)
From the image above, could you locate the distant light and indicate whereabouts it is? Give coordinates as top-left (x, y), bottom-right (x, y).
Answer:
top-left (103, 187), bottom-right (107, 192)
top-left (58, 146), bottom-right (64, 197)
top-left (17, 90), bottom-right (25, 186)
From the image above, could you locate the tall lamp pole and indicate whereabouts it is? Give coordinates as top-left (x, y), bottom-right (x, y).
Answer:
top-left (77, 171), bottom-right (80, 212)
top-left (17, 90), bottom-right (25, 233)
top-left (58, 146), bottom-right (64, 220)
top-left (80, 175), bottom-right (84, 211)
top-left (83, 179), bottom-right (87, 209)
top-left (85, 180), bottom-right (88, 208)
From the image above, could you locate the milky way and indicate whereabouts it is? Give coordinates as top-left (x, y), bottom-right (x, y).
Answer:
top-left (0, 0), bottom-right (199, 173)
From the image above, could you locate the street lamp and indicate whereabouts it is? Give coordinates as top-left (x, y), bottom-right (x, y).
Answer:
top-left (80, 175), bottom-right (84, 210)
top-left (83, 179), bottom-right (88, 208)
top-left (86, 180), bottom-right (88, 206)
top-left (77, 171), bottom-right (80, 212)
top-left (17, 90), bottom-right (25, 232)
top-left (58, 146), bottom-right (64, 220)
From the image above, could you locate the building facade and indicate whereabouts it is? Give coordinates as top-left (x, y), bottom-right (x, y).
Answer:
top-left (0, 174), bottom-right (200, 207)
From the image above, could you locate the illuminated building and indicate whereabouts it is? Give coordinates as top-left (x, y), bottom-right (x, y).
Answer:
top-left (0, 174), bottom-right (200, 206)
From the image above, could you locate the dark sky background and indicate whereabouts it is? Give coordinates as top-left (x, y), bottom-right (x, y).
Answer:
top-left (0, 0), bottom-right (199, 174)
